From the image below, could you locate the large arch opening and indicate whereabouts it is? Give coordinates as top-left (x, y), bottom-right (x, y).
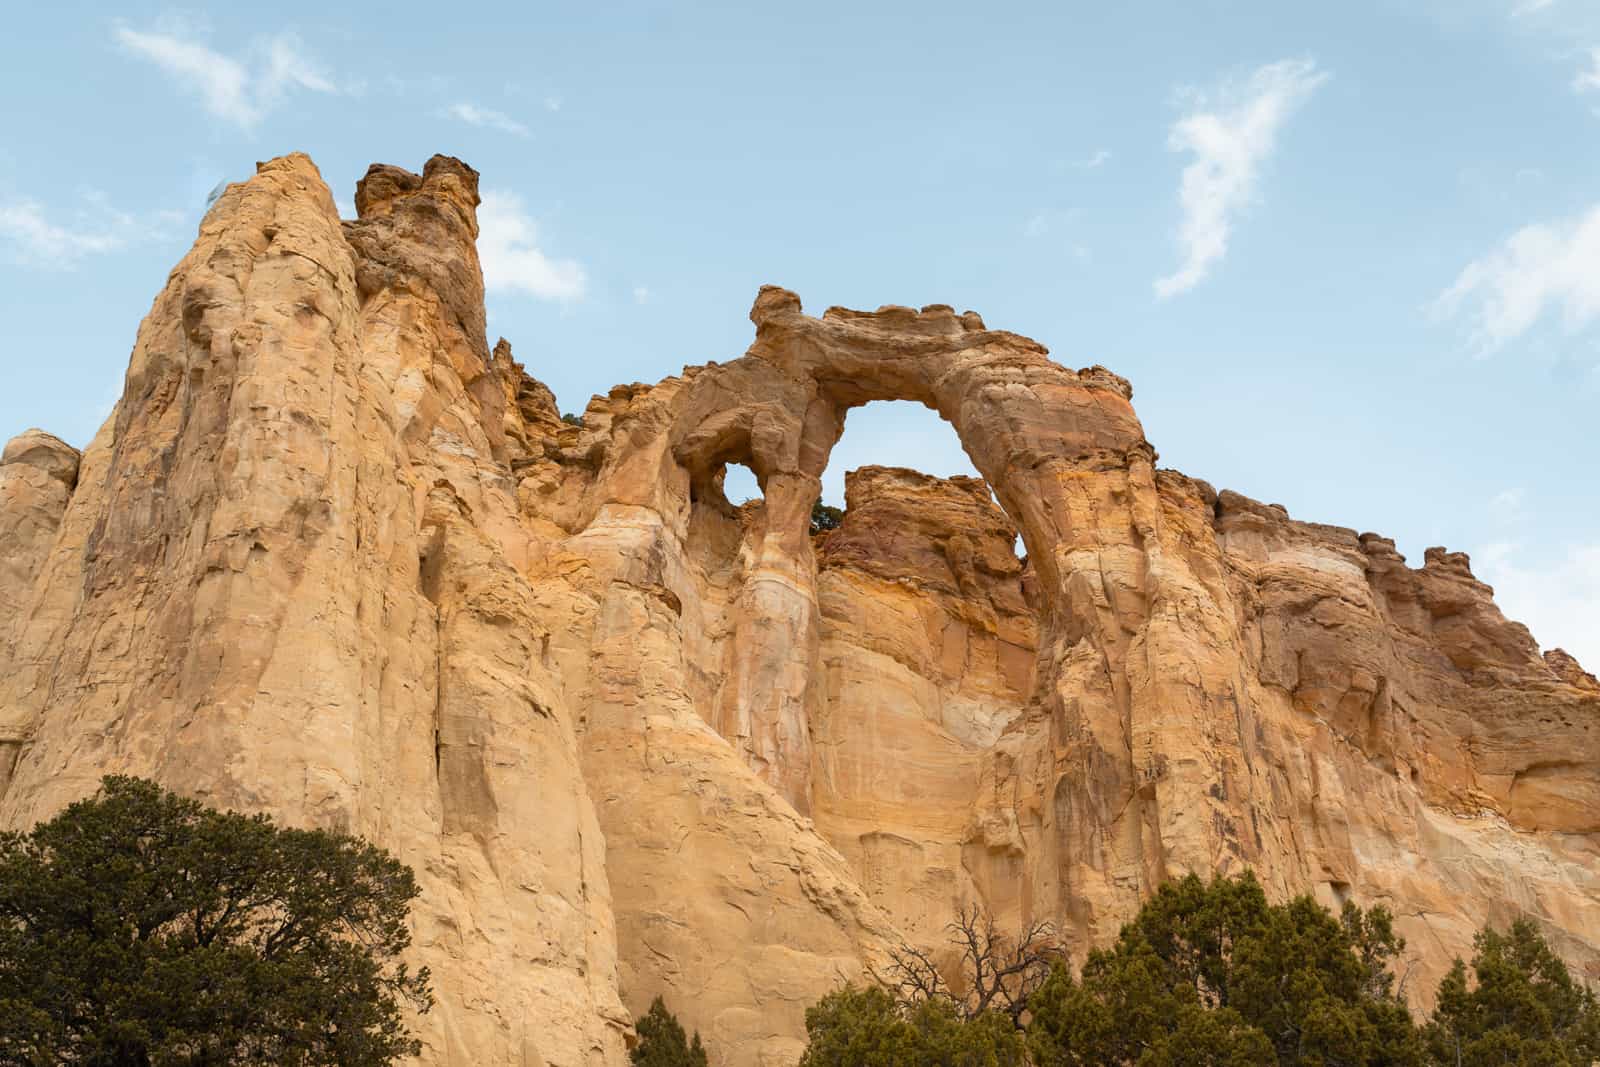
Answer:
top-left (660, 293), bottom-right (1133, 959)
top-left (720, 461), bottom-right (762, 507)
top-left (816, 401), bottom-right (986, 509)
top-left (815, 399), bottom-right (1027, 556)
top-left (597, 293), bottom-right (1160, 1052)
top-left (806, 398), bottom-right (1039, 953)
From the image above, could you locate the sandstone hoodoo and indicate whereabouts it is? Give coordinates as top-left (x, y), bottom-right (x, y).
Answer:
top-left (1, 153), bottom-right (1595, 1066)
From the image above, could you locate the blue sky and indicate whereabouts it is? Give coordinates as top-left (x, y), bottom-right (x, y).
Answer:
top-left (2, 1), bottom-right (1597, 666)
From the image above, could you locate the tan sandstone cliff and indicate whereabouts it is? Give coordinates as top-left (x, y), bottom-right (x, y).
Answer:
top-left (0, 153), bottom-right (1595, 1066)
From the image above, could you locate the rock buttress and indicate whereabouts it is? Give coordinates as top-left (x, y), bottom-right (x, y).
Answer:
top-left (0, 154), bottom-right (631, 1067)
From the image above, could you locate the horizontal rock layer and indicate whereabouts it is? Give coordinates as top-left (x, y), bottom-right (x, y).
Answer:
top-left (0, 154), bottom-right (1595, 1066)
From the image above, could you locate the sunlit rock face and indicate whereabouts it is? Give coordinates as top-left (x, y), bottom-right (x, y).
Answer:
top-left (1, 153), bottom-right (1595, 1066)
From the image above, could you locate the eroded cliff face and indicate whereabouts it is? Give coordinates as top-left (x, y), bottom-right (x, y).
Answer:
top-left (810, 466), bottom-right (1038, 954)
top-left (0, 153), bottom-right (1595, 1065)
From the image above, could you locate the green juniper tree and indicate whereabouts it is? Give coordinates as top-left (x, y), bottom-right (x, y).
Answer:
top-left (1026, 872), bottom-right (1423, 1066)
top-left (0, 776), bottom-right (432, 1066)
top-left (810, 500), bottom-right (844, 534)
top-left (799, 985), bottom-right (1026, 1067)
top-left (1423, 919), bottom-right (1600, 1067)
top-left (800, 873), bottom-right (1600, 1067)
top-left (632, 997), bottom-right (708, 1067)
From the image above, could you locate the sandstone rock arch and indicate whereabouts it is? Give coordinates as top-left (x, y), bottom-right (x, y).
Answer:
top-left (1, 153), bottom-right (1596, 1067)
top-left (637, 286), bottom-right (1147, 825)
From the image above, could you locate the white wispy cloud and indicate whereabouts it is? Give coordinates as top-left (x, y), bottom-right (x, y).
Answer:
top-left (1476, 540), bottom-right (1600, 669)
top-left (1075, 149), bottom-right (1112, 169)
top-left (444, 102), bottom-right (530, 137)
top-left (632, 286), bottom-right (652, 304)
top-left (262, 34), bottom-right (335, 96)
top-left (1513, 0), bottom-right (1557, 15)
top-left (1155, 58), bottom-right (1329, 299)
top-left (1023, 207), bottom-right (1081, 239)
top-left (1432, 204), bottom-right (1600, 353)
top-left (1572, 47), bottom-right (1600, 92)
top-left (0, 202), bottom-right (125, 265)
top-left (477, 190), bottom-right (586, 302)
top-left (113, 22), bottom-right (338, 128)
top-left (1489, 487), bottom-right (1528, 523)
top-left (501, 80), bottom-right (563, 112)
top-left (0, 190), bottom-right (180, 269)
top-left (1021, 210), bottom-right (1092, 263)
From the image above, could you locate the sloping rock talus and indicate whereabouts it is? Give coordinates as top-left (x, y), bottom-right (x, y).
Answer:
top-left (1, 153), bottom-right (1595, 1065)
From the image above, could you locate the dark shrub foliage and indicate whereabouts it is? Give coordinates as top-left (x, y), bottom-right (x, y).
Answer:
top-left (1423, 918), bottom-right (1600, 1066)
top-left (632, 997), bottom-right (708, 1067)
top-left (1026, 872), bottom-right (1422, 1066)
top-left (810, 500), bottom-right (844, 534)
top-left (0, 776), bottom-right (431, 1066)
top-left (799, 985), bottom-right (1025, 1067)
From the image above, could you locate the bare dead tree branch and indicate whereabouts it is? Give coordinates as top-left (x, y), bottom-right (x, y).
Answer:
top-left (872, 939), bottom-right (950, 1007)
top-left (876, 903), bottom-right (1063, 1030)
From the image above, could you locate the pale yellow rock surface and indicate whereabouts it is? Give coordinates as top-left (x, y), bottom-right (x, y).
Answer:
top-left (0, 154), bottom-right (631, 1067)
top-left (0, 430), bottom-right (79, 642)
top-left (0, 152), bottom-right (1595, 1065)
top-left (809, 466), bottom-right (1036, 956)
top-left (0, 428), bottom-right (81, 797)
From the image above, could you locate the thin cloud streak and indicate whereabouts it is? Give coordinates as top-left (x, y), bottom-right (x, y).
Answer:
top-left (113, 23), bottom-right (338, 128)
top-left (1489, 487), bottom-right (1528, 524)
top-left (0, 202), bottom-right (125, 266)
top-left (445, 102), bottom-right (531, 137)
top-left (1573, 48), bottom-right (1600, 92)
top-left (0, 190), bottom-right (182, 269)
top-left (1155, 57), bottom-right (1328, 299)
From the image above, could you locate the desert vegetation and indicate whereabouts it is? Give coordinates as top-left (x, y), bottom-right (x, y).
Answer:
top-left (0, 777), bottom-right (431, 1065)
top-left (792, 873), bottom-right (1600, 1067)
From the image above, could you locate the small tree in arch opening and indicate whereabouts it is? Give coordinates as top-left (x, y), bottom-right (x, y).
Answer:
top-left (810, 499), bottom-right (844, 534)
